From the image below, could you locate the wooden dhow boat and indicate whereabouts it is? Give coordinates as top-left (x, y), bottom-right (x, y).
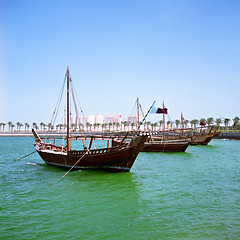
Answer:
top-left (112, 133), bottom-right (190, 152)
top-left (141, 138), bottom-right (189, 152)
top-left (32, 67), bottom-right (147, 172)
top-left (112, 99), bottom-right (190, 152)
top-left (169, 125), bottom-right (221, 145)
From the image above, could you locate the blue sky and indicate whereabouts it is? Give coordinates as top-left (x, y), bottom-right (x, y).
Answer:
top-left (1, 0), bottom-right (240, 125)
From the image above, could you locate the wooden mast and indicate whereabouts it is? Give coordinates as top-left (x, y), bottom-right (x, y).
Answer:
top-left (163, 101), bottom-right (166, 139)
top-left (66, 66), bottom-right (70, 151)
top-left (137, 97), bottom-right (140, 129)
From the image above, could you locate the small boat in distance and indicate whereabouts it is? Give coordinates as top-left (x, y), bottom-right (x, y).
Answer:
top-left (141, 138), bottom-right (189, 152)
top-left (166, 125), bottom-right (221, 145)
top-left (112, 134), bottom-right (190, 152)
top-left (32, 67), bottom-right (147, 172)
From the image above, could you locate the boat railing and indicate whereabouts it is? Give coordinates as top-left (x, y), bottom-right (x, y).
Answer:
top-left (68, 146), bottom-right (121, 155)
top-left (149, 139), bottom-right (190, 144)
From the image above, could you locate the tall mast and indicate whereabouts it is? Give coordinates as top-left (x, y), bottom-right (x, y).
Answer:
top-left (66, 66), bottom-right (70, 151)
top-left (181, 112), bottom-right (184, 131)
top-left (137, 97), bottom-right (140, 129)
top-left (163, 101), bottom-right (165, 133)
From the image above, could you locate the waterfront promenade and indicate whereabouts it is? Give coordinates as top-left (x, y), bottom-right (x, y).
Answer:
top-left (0, 131), bottom-right (240, 140)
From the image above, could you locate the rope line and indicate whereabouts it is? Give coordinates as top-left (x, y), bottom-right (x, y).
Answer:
top-left (62, 150), bottom-right (90, 178)
top-left (13, 151), bottom-right (36, 162)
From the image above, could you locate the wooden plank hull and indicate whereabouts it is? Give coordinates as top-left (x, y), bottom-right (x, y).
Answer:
top-left (141, 141), bottom-right (189, 152)
top-left (189, 132), bottom-right (220, 145)
top-left (112, 138), bottom-right (189, 152)
top-left (37, 148), bottom-right (133, 172)
top-left (34, 134), bottom-right (147, 172)
top-left (189, 136), bottom-right (213, 145)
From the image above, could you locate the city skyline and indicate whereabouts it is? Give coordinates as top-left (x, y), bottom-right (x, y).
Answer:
top-left (1, 1), bottom-right (240, 124)
top-left (0, 113), bottom-right (237, 130)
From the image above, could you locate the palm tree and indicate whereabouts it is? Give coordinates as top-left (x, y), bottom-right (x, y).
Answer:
top-left (8, 121), bottom-right (12, 132)
top-left (40, 122), bottom-right (45, 131)
top-left (108, 122), bottom-right (113, 131)
top-left (207, 117), bottom-right (214, 126)
top-left (183, 119), bottom-right (189, 129)
top-left (175, 120), bottom-right (180, 129)
top-left (131, 122), bottom-right (135, 131)
top-left (113, 122), bottom-right (116, 131)
top-left (224, 118), bottom-right (230, 132)
top-left (47, 123), bottom-right (53, 131)
top-left (159, 120), bottom-right (164, 131)
top-left (78, 123), bottom-right (83, 131)
top-left (25, 123), bottom-right (30, 132)
top-left (116, 122), bottom-right (120, 131)
top-left (200, 118), bottom-right (206, 124)
top-left (215, 118), bottom-right (222, 126)
top-left (32, 122), bottom-right (37, 130)
top-left (146, 121), bottom-right (151, 131)
top-left (123, 121), bottom-right (128, 131)
top-left (93, 123), bottom-right (98, 132)
top-left (153, 122), bottom-right (158, 131)
top-left (166, 120), bottom-right (171, 129)
top-left (233, 117), bottom-right (240, 132)
top-left (191, 119), bottom-right (199, 129)
top-left (0, 123), bottom-right (6, 132)
top-left (86, 122), bottom-right (91, 132)
top-left (2, 123), bottom-right (6, 132)
top-left (16, 122), bottom-right (21, 131)
top-left (101, 123), bottom-right (106, 132)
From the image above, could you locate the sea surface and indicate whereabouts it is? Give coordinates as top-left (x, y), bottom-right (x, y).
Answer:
top-left (0, 137), bottom-right (240, 240)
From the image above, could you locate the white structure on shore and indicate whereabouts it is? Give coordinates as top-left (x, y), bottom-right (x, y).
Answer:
top-left (62, 115), bottom-right (87, 127)
top-left (62, 114), bottom-right (145, 131)
top-left (128, 114), bottom-right (138, 124)
top-left (63, 114), bottom-right (103, 130)
top-left (105, 115), bottom-right (122, 124)
top-left (86, 115), bottom-right (103, 125)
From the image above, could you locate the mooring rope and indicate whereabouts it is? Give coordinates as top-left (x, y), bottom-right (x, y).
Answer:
top-left (62, 150), bottom-right (90, 178)
top-left (13, 151), bottom-right (36, 162)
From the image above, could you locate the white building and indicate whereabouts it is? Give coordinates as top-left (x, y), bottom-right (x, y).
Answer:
top-left (62, 115), bottom-right (88, 128)
top-left (105, 115), bottom-right (122, 124)
top-left (128, 114), bottom-right (143, 124)
top-left (86, 115), bottom-right (103, 125)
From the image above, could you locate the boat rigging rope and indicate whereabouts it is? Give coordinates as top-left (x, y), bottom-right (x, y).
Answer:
top-left (129, 99), bottom-right (137, 117)
top-left (138, 101), bottom-right (156, 130)
top-left (50, 74), bottom-right (66, 128)
top-left (62, 150), bottom-right (90, 178)
top-left (70, 80), bottom-right (85, 119)
top-left (45, 73), bottom-right (66, 141)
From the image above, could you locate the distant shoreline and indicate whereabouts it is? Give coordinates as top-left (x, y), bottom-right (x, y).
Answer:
top-left (214, 132), bottom-right (240, 140)
top-left (0, 131), bottom-right (240, 140)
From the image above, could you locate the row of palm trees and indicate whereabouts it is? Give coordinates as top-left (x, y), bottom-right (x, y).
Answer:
top-left (0, 122), bottom-right (55, 133)
top-left (0, 117), bottom-right (239, 133)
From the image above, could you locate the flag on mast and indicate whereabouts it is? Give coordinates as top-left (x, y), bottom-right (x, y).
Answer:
top-left (150, 106), bottom-right (168, 114)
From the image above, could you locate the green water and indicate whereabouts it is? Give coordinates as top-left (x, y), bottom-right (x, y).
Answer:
top-left (0, 137), bottom-right (240, 239)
